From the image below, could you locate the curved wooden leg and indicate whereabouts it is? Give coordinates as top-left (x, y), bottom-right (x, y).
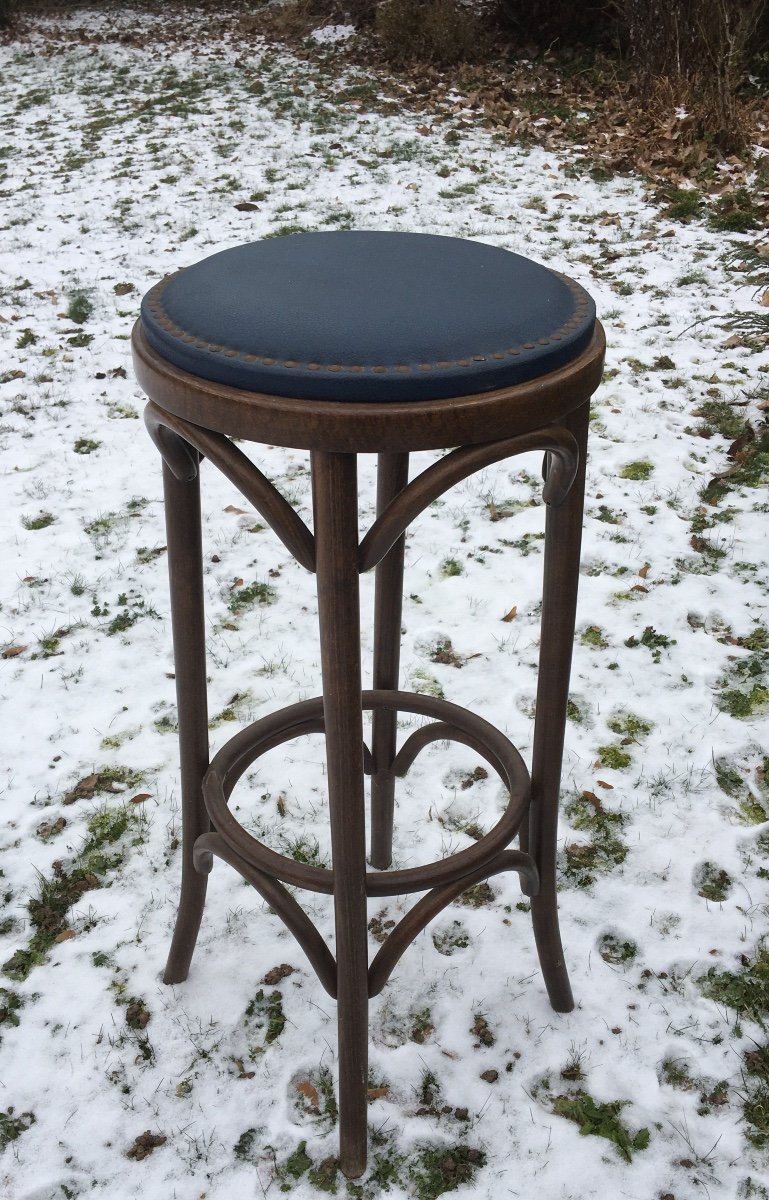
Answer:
top-left (312, 451), bottom-right (369, 1180)
top-left (529, 401), bottom-right (589, 1013)
top-left (161, 457), bottom-right (211, 985)
top-left (370, 452), bottom-right (409, 870)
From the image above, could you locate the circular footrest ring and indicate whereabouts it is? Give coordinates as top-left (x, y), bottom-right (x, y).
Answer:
top-left (201, 689), bottom-right (530, 898)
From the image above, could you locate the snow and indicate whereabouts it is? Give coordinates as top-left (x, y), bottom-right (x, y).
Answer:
top-left (0, 8), bottom-right (768, 1200)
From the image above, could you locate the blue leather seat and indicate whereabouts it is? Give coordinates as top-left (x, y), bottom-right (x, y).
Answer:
top-left (141, 231), bottom-right (595, 403)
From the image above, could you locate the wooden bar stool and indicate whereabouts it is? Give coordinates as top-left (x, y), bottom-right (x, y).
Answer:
top-left (132, 231), bottom-right (604, 1179)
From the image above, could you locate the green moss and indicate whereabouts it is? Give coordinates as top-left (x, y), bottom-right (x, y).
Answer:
top-left (694, 400), bottom-right (746, 440)
top-left (0, 987), bottom-right (23, 1032)
top-left (597, 745), bottom-right (632, 770)
top-left (619, 460), bottom-right (653, 481)
top-left (607, 712), bottom-right (652, 739)
top-left (581, 625), bottom-right (609, 649)
top-left (308, 1156), bottom-right (339, 1192)
top-left (552, 1091), bottom-right (650, 1162)
top-left (718, 685), bottom-right (769, 719)
top-left (439, 557), bottom-right (464, 578)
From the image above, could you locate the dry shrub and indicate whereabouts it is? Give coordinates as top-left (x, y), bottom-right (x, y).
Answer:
top-left (623, 0), bottom-right (767, 152)
top-left (493, 0), bottom-right (611, 49)
top-left (375, 0), bottom-right (487, 66)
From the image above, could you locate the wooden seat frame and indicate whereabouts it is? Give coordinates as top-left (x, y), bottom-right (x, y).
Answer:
top-left (132, 319), bottom-right (606, 1179)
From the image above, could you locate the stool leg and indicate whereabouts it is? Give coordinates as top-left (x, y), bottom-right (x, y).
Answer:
top-left (312, 451), bottom-right (369, 1180)
top-left (370, 452), bottom-right (409, 870)
top-left (161, 459), bottom-right (211, 985)
top-left (529, 402), bottom-right (589, 1014)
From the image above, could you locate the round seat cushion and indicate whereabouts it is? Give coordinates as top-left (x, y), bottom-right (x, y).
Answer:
top-left (141, 231), bottom-right (595, 403)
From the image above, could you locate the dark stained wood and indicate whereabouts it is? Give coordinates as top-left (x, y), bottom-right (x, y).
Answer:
top-left (133, 320), bottom-right (605, 453)
top-left (135, 287), bottom-right (604, 1178)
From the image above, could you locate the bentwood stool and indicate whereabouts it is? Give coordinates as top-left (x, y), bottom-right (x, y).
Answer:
top-left (132, 231), bottom-right (604, 1179)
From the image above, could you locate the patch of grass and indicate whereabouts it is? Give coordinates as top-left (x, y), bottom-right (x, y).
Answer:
top-left (563, 794), bottom-right (629, 888)
top-left (455, 881), bottom-right (495, 908)
top-left (658, 185), bottom-right (703, 223)
top-left (700, 422), bottom-right (769, 506)
top-left (429, 638), bottom-right (464, 668)
top-left (245, 989), bottom-right (286, 1045)
top-left (66, 288), bottom-right (94, 324)
top-left (439, 557), bottom-right (464, 578)
top-left (408, 1143), bottom-right (486, 1200)
top-left (15, 328), bottom-right (36, 349)
top-left (0, 1108), bottom-right (35, 1151)
top-left (21, 511), bottom-right (55, 530)
top-left (74, 437), bottom-right (101, 454)
top-left (699, 945), bottom-right (769, 1026)
top-left (709, 188), bottom-right (765, 233)
top-left (695, 861), bottom-right (732, 902)
top-left (744, 1084), bottom-right (769, 1149)
top-left (607, 712), bottom-right (652, 740)
top-left (619, 460), bottom-right (653, 481)
top-left (62, 766), bottom-right (143, 805)
top-left (432, 920), bottom-right (470, 955)
top-left (597, 745), bottom-right (632, 770)
top-left (581, 625), bottom-right (609, 649)
top-left (411, 668), bottom-right (445, 699)
top-left (598, 933), bottom-right (637, 965)
top-left (552, 1091), bottom-right (650, 1162)
top-left (692, 399), bottom-right (746, 440)
top-left (3, 803), bottom-right (143, 982)
top-left (624, 626), bottom-right (676, 662)
top-left (227, 580), bottom-right (276, 614)
top-left (661, 1056), bottom-right (697, 1090)
top-left (0, 987), bottom-right (23, 1035)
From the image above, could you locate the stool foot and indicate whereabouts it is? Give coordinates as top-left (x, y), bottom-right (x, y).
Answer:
top-left (160, 454), bottom-right (211, 985)
top-left (531, 886), bottom-right (574, 1012)
top-left (313, 450), bottom-right (370, 1178)
top-left (371, 453), bottom-right (408, 870)
top-left (163, 872), bottom-right (208, 985)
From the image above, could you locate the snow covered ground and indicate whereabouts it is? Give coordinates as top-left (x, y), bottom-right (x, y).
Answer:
top-left (1, 8), bottom-right (768, 1199)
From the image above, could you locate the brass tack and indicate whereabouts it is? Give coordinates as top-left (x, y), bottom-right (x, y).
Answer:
top-left (308, 363), bottom-right (320, 370)
top-left (507, 348), bottom-right (521, 356)
top-left (262, 357), bottom-right (276, 366)
top-left (372, 366), bottom-right (388, 374)
top-left (473, 354), bottom-right (486, 362)
top-left (243, 354), bottom-right (258, 363)
top-left (223, 349), bottom-right (238, 358)
top-left (283, 360), bottom-right (298, 368)
top-left (395, 365), bottom-right (411, 374)
top-left (523, 342), bottom-right (536, 350)
top-left (418, 364), bottom-right (432, 372)
top-left (538, 337), bottom-right (550, 345)
top-left (349, 365), bottom-right (363, 373)
top-left (457, 359), bottom-right (471, 367)
top-left (551, 333), bottom-right (563, 341)
top-left (328, 364), bottom-right (341, 373)
top-left (437, 361), bottom-right (452, 369)
top-left (180, 333), bottom-right (195, 343)
top-left (492, 352), bottom-right (505, 360)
